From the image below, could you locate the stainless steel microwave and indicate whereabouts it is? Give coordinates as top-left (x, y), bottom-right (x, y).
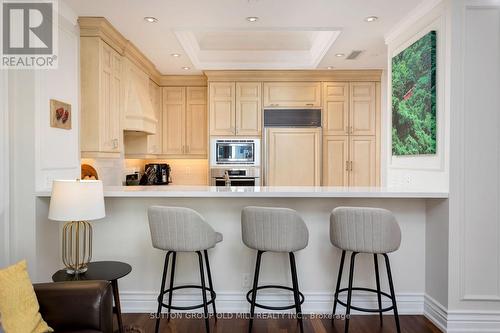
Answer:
top-left (210, 138), bottom-right (261, 166)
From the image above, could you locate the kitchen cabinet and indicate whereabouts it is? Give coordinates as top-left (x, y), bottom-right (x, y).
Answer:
top-left (349, 136), bottom-right (376, 186)
top-left (209, 82), bottom-right (262, 136)
top-left (147, 80), bottom-right (162, 154)
top-left (263, 82), bottom-right (321, 108)
top-left (236, 82), bottom-right (262, 136)
top-left (323, 82), bottom-right (349, 135)
top-left (323, 136), bottom-right (349, 186)
top-left (163, 87), bottom-right (207, 157)
top-left (80, 37), bottom-right (122, 158)
top-left (350, 82), bottom-right (376, 136)
top-left (323, 135), bottom-right (377, 187)
top-left (209, 82), bottom-right (235, 135)
top-left (266, 128), bottom-right (321, 186)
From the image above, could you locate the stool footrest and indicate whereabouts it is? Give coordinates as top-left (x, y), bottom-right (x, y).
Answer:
top-left (336, 287), bottom-right (394, 313)
top-left (158, 284), bottom-right (216, 311)
top-left (246, 285), bottom-right (305, 311)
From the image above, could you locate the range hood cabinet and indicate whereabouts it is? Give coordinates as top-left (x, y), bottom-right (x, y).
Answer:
top-left (123, 58), bottom-right (157, 135)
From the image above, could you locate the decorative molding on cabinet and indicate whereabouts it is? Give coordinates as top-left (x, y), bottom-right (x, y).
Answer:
top-left (204, 70), bottom-right (383, 82)
top-left (159, 75), bottom-right (207, 87)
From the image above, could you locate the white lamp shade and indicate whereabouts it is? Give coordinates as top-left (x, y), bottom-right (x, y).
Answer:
top-left (48, 180), bottom-right (106, 222)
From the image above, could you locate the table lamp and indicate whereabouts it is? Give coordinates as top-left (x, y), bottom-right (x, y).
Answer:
top-left (48, 179), bottom-right (105, 274)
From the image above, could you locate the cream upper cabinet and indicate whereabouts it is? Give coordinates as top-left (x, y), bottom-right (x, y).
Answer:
top-left (80, 37), bottom-right (122, 158)
top-left (147, 80), bottom-right (162, 154)
top-left (163, 86), bottom-right (207, 157)
top-left (236, 82), bottom-right (262, 136)
top-left (349, 136), bottom-right (376, 186)
top-left (323, 82), bottom-right (349, 135)
top-left (186, 87), bottom-right (208, 155)
top-left (209, 82), bottom-right (262, 136)
top-left (323, 136), bottom-right (349, 186)
top-left (350, 82), bottom-right (376, 136)
top-left (266, 128), bottom-right (321, 186)
top-left (162, 87), bottom-right (186, 155)
top-left (263, 82), bottom-right (321, 107)
top-left (209, 82), bottom-right (235, 135)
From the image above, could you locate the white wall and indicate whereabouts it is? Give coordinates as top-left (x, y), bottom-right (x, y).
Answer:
top-left (7, 3), bottom-right (80, 276)
top-left (384, 1), bottom-right (450, 191)
top-left (447, 1), bottom-right (500, 331)
top-left (0, 70), bottom-right (9, 268)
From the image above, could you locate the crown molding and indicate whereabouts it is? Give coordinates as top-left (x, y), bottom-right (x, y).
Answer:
top-left (78, 17), bottom-right (162, 84)
top-left (203, 69), bottom-right (383, 82)
top-left (159, 75), bottom-right (207, 87)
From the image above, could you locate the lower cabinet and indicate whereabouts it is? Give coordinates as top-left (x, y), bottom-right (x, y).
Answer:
top-left (162, 86), bottom-right (207, 158)
top-left (266, 128), bottom-right (321, 186)
top-left (323, 135), bottom-right (378, 186)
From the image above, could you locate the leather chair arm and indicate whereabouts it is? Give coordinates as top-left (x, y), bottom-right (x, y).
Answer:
top-left (34, 280), bottom-right (113, 333)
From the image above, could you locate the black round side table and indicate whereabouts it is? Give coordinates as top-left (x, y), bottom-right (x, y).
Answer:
top-left (52, 261), bottom-right (132, 333)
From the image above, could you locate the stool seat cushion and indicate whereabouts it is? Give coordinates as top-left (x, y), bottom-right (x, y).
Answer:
top-left (330, 207), bottom-right (401, 254)
top-left (148, 206), bottom-right (222, 252)
top-left (241, 206), bottom-right (309, 253)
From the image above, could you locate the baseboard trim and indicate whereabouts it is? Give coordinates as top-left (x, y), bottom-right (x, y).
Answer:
top-left (120, 291), bottom-right (424, 315)
top-left (423, 295), bottom-right (448, 332)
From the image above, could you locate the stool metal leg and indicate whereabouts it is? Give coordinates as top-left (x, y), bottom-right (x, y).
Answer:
top-left (344, 252), bottom-right (358, 333)
top-left (383, 254), bottom-right (401, 333)
top-left (167, 251), bottom-right (177, 322)
top-left (332, 250), bottom-right (346, 322)
top-left (197, 251), bottom-right (210, 333)
top-left (289, 252), bottom-right (304, 333)
top-left (249, 250), bottom-right (263, 333)
top-left (155, 251), bottom-right (171, 333)
top-left (204, 250), bottom-right (217, 319)
top-left (374, 254), bottom-right (383, 325)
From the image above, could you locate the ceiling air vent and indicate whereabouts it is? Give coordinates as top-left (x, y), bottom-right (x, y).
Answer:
top-left (346, 50), bottom-right (363, 60)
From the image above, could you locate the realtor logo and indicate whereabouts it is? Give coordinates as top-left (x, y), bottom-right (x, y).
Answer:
top-left (1, 0), bottom-right (58, 69)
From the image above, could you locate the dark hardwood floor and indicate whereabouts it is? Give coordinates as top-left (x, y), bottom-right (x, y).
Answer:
top-left (120, 314), bottom-right (442, 333)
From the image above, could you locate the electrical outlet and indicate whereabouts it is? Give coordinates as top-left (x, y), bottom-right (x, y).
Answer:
top-left (242, 273), bottom-right (251, 288)
top-left (405, 174), bottom-right (413, 185)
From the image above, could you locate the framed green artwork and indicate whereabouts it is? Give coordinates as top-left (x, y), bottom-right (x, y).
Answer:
top-left (392, 30), bottom-right (437, 156)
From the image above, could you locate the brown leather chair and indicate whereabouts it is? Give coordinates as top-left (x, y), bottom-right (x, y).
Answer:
top-left (34, 280), bottom-right (113, 333)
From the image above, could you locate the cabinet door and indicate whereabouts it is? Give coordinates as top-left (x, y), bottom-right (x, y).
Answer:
top-left (148, 80), bottom-right (162, 154)
top-left (100, 42), bottom-right (122, 152)
top-left (349, 136), bottom-right (376, 186)
top-left (350, 82), bottom-right (376, 136)
top-left (263, 82), bottom-right (321, 107)
top-left (323, 82), bottom-right (349, 135)
top-left (162, 87), bottom-right (186, 155)
top-left (209, 82), bottom-right (235, 135)
top-left (236, 82), bottom-right (261, 136)
top-left (186, 87), bottom-right (207, 155)
top-left (323, 136), bottom-right (349, 186)
top-left (266, 128), bottom-right (321, 186)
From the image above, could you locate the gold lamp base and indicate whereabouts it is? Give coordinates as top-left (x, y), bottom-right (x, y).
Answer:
top-left (62, 221), bottom-right (92, 275)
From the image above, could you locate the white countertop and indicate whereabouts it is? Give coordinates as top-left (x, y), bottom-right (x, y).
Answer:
top-left (35, 185), bottom-right (448, 198)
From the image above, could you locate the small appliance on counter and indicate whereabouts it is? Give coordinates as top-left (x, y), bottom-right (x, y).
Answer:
top-left (139, 163), bottom-right (171, 185)
top-left (125, 172), bottom-right (141, 186)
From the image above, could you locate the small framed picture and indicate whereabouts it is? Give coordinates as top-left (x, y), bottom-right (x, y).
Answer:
top-left (50, 99), bottom-right (72, 130)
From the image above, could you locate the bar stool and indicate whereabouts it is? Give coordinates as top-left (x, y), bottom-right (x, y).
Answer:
top-left (330, 207), bottom-right (402, 333)
top-left (148, 206), bottom-right (223, 333)
top-left (241, 206), bottom-right (309, 333)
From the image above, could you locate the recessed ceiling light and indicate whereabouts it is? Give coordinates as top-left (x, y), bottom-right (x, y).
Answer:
top-left (171, 53), bottom-right (181, 57)
top-left (246, 16), bottom-right (259, 22)
top-left (335, 53), bottom-right (345, 57)
top-left (144, 17), bottom-right (158, 23)
top-left (182, 66), bottom-right (190, 70)
top-left (364, 16), bottom-right (378, 22)
top-left (327, 66), bottom-right (334, 70)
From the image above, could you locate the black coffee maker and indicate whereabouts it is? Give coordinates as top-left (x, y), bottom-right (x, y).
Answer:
top-left (140, 164), bottom-right (171, 185)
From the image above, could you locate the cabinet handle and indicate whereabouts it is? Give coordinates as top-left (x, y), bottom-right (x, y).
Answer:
top-left (182, 145), bottom-right (185, 154)
top-left (350, 161), bottom-right (353, 171)
top-left (306, 103), bottom-right (314, 106)
top-left (350, 126), bottom-right (354, 134)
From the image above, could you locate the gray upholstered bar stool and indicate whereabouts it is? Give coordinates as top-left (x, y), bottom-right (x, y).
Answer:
top-left (148, 206), bottom-right (223, 333)
top-left (241, 206), bottom-right (309, 333)
top-left (330, 207), bottom-right (402, 333)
